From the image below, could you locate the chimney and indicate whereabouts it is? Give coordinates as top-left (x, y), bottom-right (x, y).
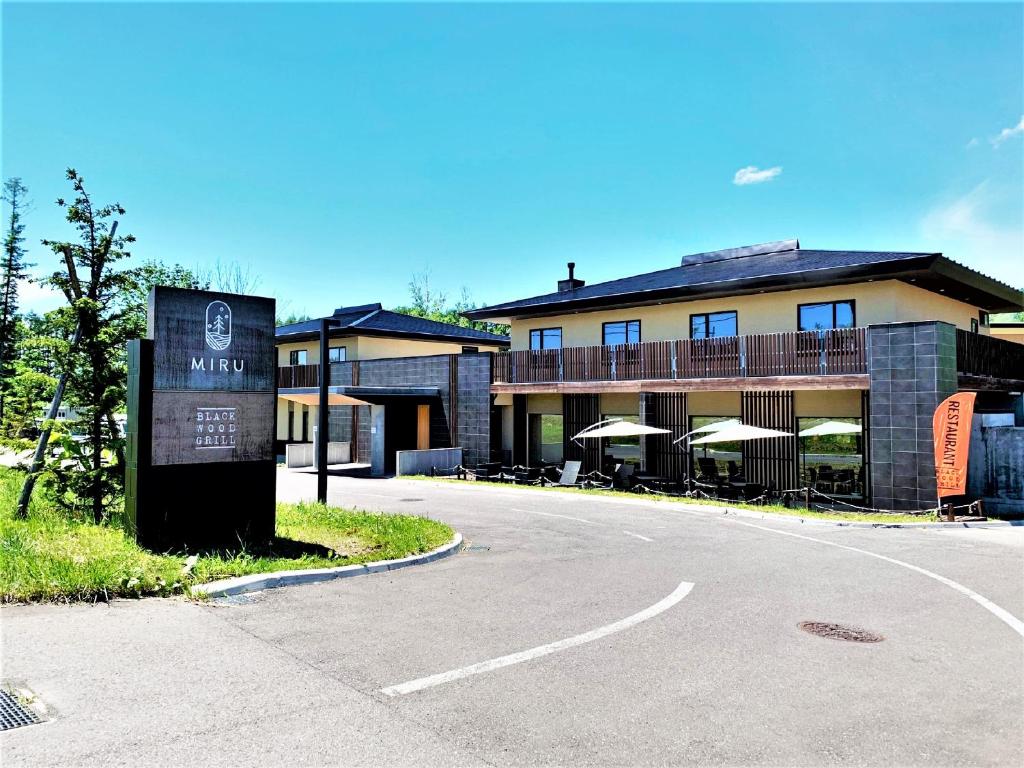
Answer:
top-left (557, 262), bottom-right (586, 293)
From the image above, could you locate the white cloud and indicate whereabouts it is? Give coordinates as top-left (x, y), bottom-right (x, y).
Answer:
top-left (991, 115), bottom-right (1024, 147)
top-left (733, 165), bottom-right (782, 185)
top-left (920, 181), bottom-right (1024, 285)
top-left (966, 137), bottom-right (979, 149)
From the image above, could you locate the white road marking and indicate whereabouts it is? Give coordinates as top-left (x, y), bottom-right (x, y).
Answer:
top-left (623, 530), bottom-right (654, 542)
top-left (725, 518), bottom-right (1024, 639)
top-left (380, 579), bottom-right (694, 696)
top-left (511, 508), bottom-right (603, 526)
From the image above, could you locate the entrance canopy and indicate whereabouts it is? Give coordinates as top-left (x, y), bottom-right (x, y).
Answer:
top-left (277, 385), bottom-right (440, 405)
top-left (690, 424), bottom-right (793, 445)
top-left (278, 392), bottom-right (370, 407)
top-left (573, 420), bottom-right (671, 440)
top-left (798, 420), bottom-right (862, 437)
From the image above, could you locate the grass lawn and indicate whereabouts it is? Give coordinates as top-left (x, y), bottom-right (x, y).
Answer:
top-left (409, 475), bottom-right (937, 525)
top-left (0, 468), bottom-right (453, 603)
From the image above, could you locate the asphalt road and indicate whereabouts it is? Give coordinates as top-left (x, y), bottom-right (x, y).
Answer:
top-left (3, 472), bottom-right (1023, 767)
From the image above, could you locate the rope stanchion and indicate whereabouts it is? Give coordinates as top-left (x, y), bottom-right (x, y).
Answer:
top-left (429, 464), bottom-right (984, 520)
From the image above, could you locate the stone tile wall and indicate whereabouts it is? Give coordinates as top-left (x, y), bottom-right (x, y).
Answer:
top-left (868, 321), bottom-right (957, 510)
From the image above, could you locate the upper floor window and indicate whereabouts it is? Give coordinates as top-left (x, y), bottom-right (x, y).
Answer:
top-left (691, 311), bottom-right (737, 339)
top-left (798, 300), bottom-right (855, 331)
top-left (289, 349), bottom-right (308, 365)
top-left (329, 346), bottom-right (347, 363)
top-left (529, 328), bottom-right (562, 350)
top-left (603, 320), bottom-right (640, 346)
top-left (461, 346), bottom-right (479, 354)
top-left (970, 318), bottom-right (979, 334)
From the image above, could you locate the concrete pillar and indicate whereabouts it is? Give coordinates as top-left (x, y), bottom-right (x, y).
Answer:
top-left (867, 321), bottom-right (957, 510)
top-left (370, 404), bottom-right (386, 477)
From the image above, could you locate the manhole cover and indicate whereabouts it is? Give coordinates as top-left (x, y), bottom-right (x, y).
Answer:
top-left (798, 622), bottom-right (884, 643)
top-left (0, 689), bottom-right (42, 732)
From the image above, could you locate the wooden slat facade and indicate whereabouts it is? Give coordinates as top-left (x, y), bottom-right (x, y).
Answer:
top-left (740, 391), bottom-right (798, 493)
top-left (642, 392), bottom-right (688, 481)
top-left (277, 363), bottom-right (320, 388)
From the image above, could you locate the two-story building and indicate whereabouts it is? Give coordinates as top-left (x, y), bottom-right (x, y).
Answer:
top-left (464, 240), bottom-right (1024, 511)
top-left (275, 303), bottom-right (507, 468)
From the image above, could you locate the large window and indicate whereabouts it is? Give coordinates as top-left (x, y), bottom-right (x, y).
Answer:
top-left (529, 328), bottom-right (562, 350)
top-left (690, 311), bottom-right (738, 339)
top-left (329, 346), bottom-right (347, 363)
top-left (289, 349), bottom-right (308, 365)
top-left (797, 417), bottom-right (864, 500)
top-left (602, 320), bottom-right (640, 346)
top-left (528, 414), bottom-right (563, 464)
top-left (798, 300), bottom-right (855, 331)
top-left (689, 415), bottom-right (742, 480)
top-left (603, 414), bottom-right (642, 467)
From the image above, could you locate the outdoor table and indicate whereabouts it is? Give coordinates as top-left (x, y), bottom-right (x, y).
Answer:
top-left (632, 474), bottom-right (669, 490)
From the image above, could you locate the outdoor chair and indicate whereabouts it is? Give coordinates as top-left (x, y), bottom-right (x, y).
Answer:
top-left (833, 469), bottom-right (855, 496)
top-left (727, 460), bottom-right (745, 482)
top-left (742, 483), bottom-right (765, 503)
top-left (696, 458), bottom-right (722, 483)
top-left (615, 463), bottom-right (635, 489)
top-left (514, 466), bottom-right (541, 485)
top-left (473, 461), bottom-right (502, 480)
top-left (546, 460), bottom-right (584, 487)
top-left (814, 466), bottom-right (835, 494)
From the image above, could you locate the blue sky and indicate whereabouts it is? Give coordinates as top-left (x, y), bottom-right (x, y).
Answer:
top-left (3, 2), bottom-right (1022, 318)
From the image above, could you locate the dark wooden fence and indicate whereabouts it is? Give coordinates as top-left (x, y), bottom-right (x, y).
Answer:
top-left (956, 330), bottom-right (1024, 381)
top-left (277, 363), bottom-right (320, 388)
top-left (492, 327), bottom-right (867, 384)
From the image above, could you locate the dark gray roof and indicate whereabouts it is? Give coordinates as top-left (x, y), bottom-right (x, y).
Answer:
top-left (276, 303), bottom-right (509, 344)
top-left (465, 243), bottom-right (1023, 319)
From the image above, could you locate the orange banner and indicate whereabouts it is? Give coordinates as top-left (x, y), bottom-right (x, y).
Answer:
top-left (933, 392), bottom-right (977, 498)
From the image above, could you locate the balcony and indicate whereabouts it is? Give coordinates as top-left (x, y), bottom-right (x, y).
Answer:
top-left (278, 363), bottom-right (320, 389)
top-left (956, 329), bottom-right (1024, 387)
top-left (492, 327), bottom-right (868, 390)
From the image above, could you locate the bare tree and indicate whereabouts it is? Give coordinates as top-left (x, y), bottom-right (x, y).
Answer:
top-left (203, 259), bottom-right (261, 295)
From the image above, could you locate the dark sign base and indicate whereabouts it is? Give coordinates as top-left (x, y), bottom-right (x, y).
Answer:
top-left (132, 461), bottom-right (277, 551)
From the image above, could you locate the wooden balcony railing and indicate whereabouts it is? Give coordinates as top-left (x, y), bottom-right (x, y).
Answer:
top-left (491, 327), bottom-right (868, 385)
top-left (277, 363), bottom-right (320, 388)
top-left (956, 330), bottom-right (1024, 382)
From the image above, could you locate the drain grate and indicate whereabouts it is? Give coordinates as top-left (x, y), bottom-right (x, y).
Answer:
top-left (464, 544), bottom-right (490, 552)
top-left (0, 689), bottom-right (42, 732)
top-left (399, 498), bottom-right (424, 503)
top-left (799, 621), bottom-right (884, 643)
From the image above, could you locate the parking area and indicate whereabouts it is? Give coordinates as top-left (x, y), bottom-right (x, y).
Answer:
top-left (2, 474), bottom-right (1022, 766)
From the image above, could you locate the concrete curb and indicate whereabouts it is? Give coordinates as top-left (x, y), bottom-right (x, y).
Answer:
top-left (193, 532), bottom-right (464, 598)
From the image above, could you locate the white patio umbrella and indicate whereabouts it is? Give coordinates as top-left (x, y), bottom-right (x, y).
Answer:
top-left (798, 420), bottom-right (862, 437)
top-left (672, 418), bottom-right (741, 444)
top-left (573, 420), bottom-right (671, 440)
top-left (689, 424), bottom-right (793, 445)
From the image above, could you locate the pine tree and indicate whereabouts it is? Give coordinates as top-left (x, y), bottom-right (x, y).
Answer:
top-left (18, 169), bottom-right (135, 521)
top-left (1, 178), bottom-right (33, 429)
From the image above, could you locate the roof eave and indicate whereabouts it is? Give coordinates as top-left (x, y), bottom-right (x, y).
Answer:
top-left (464, 257), bottom-right (936, 321)
top-left (464, 254), bottom-right (1023, 320)
top-left (275, 326), bottom-right (509, 346)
